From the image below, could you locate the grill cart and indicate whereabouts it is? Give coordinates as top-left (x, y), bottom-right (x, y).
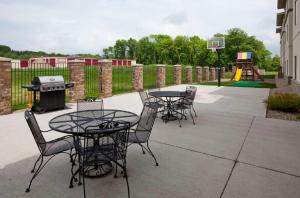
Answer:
top-left (22, 76), bottom-right (74, 113)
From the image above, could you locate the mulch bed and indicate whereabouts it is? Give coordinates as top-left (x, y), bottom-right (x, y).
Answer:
top-left (266, 109), bottom-right (300, 121)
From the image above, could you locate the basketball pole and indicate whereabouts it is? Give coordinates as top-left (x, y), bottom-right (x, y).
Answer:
top-left (216, 48), bottom-right (221, 87)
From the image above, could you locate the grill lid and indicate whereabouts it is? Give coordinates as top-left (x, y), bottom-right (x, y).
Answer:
top-left (32, 76), bottom-right (65, 85)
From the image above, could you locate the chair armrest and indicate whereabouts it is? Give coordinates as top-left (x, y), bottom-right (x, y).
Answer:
top-left (41, 129), bottom-right (53, 133)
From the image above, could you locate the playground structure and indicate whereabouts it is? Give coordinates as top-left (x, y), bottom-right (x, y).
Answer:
top-left (231, 52), bottom-right (264, 81)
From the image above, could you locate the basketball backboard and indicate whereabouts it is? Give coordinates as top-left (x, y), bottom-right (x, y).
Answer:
top-left (207, 37), bottom-right (225, 51)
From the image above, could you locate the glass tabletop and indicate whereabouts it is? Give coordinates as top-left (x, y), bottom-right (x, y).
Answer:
top-left (149, 91), bottom-right (186, 98)
top-left (49, 109), bottom-right (139, 135)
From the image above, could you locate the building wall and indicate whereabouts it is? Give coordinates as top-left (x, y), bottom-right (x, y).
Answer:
top-left (293, 0), bottom-right (300, 83)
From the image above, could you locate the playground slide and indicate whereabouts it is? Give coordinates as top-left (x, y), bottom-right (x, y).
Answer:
top-left (234, 68), bottom-right (242, 81)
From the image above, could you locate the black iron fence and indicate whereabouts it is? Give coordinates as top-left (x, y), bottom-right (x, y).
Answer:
top-left (112, 66), bottom-right (133, 94)
top-left (85, 65), bottom-right (101, 98)
top-left (143, 65), bottom-right (157, 89)
top-left (165, 65), bottom-right (174, 86)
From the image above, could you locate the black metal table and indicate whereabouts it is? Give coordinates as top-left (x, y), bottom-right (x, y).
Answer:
top-left (49, 109), bottom-right (139, 177)
top-left (149, 91), bottom-right (186, 125)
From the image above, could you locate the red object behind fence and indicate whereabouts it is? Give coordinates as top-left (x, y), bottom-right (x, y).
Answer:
top-left (20, 60), bottom-right (29, 68)
top-left (49, 58), bottom-right (56, 67)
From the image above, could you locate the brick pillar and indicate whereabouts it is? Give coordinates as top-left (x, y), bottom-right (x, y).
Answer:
top-left (210, 67), bottom-right (216, 81)
top-left (100, 60), bottom-right (113, 97)
top-left (221, 67), bottom-right (226, 78)
top-left (156, 64), bottom-right (166, 88)
top-left (0, 58), bottom-right (12, 115)
top-left (195, 66), bottom-right (202, 83)
top-left (173, 64), bottom-right (181, 85)
top-left (68, 59), bottom-right (85, 102)
top-left (132, 64), bottom-right (143, 91)
top-left (186, 66), bottom-right (193, 84)
top-left (203, 66), bottom-right (210, 81)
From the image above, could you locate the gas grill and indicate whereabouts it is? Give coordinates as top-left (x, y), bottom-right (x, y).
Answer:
top-left (22, 76), bottom-right (74, 113)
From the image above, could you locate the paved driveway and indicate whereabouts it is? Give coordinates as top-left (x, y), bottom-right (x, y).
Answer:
top-left (0, 85), bottom-right (299, 198)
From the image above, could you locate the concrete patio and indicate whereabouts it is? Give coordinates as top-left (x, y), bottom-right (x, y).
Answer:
top-left (0, 85), bottom-right (300, 198)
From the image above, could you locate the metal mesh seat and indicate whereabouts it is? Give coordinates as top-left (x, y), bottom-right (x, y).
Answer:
top-left (127, 105), bottom-right (159, 166)
top-left (24, 110), bottom-right (74, 192)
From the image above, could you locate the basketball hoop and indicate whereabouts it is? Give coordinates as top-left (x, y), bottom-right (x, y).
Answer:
top-left (207, 37), bottom-right (225, 52)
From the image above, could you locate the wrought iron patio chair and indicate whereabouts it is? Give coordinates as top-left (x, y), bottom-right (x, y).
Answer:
top-left (172, 86), bottom-right (197, 125)
top-left (71, 121), bottom-right (131, 198)
top-left (127, 105), bottom-right (159, 166)
top-left (185, 86), bottom-right (197, 117)
top-left (138, 90), bottom-right (165, 112)
top-left (24, 110), bottom-right (74, 192)
top-left (77, 99), bottom-right (104, 112)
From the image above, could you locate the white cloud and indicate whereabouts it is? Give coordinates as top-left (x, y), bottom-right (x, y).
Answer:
top-left (0, 0), bottom-right (279, 55)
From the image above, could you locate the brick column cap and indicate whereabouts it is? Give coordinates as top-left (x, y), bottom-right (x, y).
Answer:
top-left (195, 66), bottom-right (201, 68)
top-left (204, 66), bottom-right (209, 68)
top-left (99, 59), bottom-right (112, 63)
top-left (132, 64), bottom-right (143, 67)
top-left (156, 64), bottom-right (166, 67)
top-left (186, 66), bottom-right (192, 68)
top-left (0, 57), bottom-right (12, 62)
top-left (68, 59), bottom-right (85, 63)
top-left (174, 64), bottom-right (181, 67)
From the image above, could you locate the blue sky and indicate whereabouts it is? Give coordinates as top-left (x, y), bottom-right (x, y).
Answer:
top-left (0, 0), bottom-right (279, 55)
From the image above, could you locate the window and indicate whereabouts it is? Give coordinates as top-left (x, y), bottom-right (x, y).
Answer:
top-left (295, 56), bottom-right (298, 80)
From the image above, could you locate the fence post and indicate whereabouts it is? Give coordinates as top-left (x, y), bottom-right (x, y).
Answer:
top-left (0, 58), bottom-right (12, 115)
top-left (173, 64), bottom-right (182, 85)
top-left (132, 64), bottom-right (143, 91)
top-left (195, 66), bottom-right (202, 83)
top-left (68, 59), bottom-right (85, 102)
top-left (100, 60), bottom-right (113, 98)
top-left (186, 66), bottom-right (193, 84)
top-left (203, 66), bottom-right (210, 81)
top-left (210, 67), bottom-right (216, 81)
top-left (156, 64), bottom-right (166, 88)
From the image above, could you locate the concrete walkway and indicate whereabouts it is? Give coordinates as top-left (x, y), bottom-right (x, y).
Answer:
top-left (0, 85), bottom-right (299, 198)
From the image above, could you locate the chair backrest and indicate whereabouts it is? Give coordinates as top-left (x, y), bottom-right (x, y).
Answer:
top-left (183, 86), bottom-right (197, 105)
top-left (138, 91), bottom-right (149, 105)
top-left (77, 99), bottom-right (104, 111)
top-left (148, 87), bottom-right (160, 93)
top-left (24, 110), bottom-right (46, 153)
top-left (134, 105), bottom-right (158, 142)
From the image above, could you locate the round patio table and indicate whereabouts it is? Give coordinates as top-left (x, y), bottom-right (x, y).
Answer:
top-left (49, 109), bottom-right (139, 177)
top-left (149, 91), bottom-right (186, 125)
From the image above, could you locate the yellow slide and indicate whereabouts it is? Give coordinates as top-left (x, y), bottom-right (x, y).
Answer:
top-left (234, 68), bottom-right (242, 81)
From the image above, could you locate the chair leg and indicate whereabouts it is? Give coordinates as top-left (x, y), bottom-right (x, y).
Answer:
top-left (189, 109), bottom-right (195, 125)
top-left (138, 143), bottom-right (146, 154)
top-left (146, 142), bottom-right (159, 166)
top-left (192, 105), bottom-right (197, 117)
top-left (31, 154), bottom-right (42, 173)
top-left (26, 156), bottom-right (44, 192)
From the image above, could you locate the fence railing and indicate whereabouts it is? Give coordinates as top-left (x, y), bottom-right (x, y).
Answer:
top-left (143, 65), bottom-right (157, 89)
top-left (11, 63), bottom-right (70, 110)
top-left (112, 66), bottom-right (133, 94)
top-left (165, 65), bottom-right (174, 86)
top-left (85, 65), bottom-right (100, 98)
top-left (7, 61), bottom-right (224, 112)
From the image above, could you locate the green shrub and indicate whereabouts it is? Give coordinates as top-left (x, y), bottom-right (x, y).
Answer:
top-left (267, 93), bottom-right (300, 113)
